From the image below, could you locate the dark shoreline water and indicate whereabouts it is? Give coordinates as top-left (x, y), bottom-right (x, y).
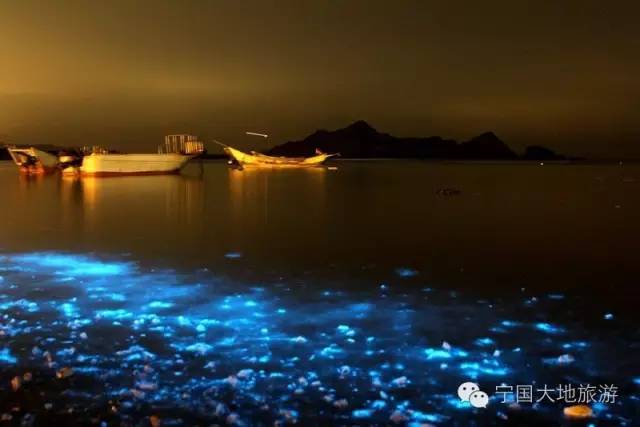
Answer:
top-left (0, 161), bottom-right (639, 425)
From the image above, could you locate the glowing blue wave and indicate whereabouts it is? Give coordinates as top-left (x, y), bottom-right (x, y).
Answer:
top-left (0, 252), bottom-right (637, 425)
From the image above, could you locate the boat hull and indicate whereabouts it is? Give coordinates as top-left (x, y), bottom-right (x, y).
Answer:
top-left (80, 153), bottom-right (193, 176)
top-left (224, 146), bottom-right (336, 168)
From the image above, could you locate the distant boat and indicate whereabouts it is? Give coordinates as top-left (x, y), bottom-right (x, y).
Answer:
top-left (7, 147), bottom-right (60, 174)
top-left (219, 143), bottom-right (337, 168)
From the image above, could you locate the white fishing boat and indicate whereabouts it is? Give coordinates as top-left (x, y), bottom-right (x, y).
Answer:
top-left (74, 152), bottom-right (195, 176)
top-left (7, 147), bottom-right (60, 174)
top-left (72, 135), bottom-right (203, 176)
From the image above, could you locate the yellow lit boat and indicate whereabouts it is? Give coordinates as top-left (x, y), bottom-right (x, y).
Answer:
top-left (221, 144), bottom-right (337, 168)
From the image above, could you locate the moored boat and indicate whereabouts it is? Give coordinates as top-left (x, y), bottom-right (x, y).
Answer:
top-left (220, 143), bottom-right (337, 168)
top-left (8, 134), bottom-right (204, 177)
top-left (72, 135), bottom-right (203, 176)
top-left (76, 153), bottom-right (195, 176)
top-left (7, 147), bottom-right (60, 174)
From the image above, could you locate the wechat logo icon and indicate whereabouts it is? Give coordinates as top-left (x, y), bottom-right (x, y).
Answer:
top-left (458, 382), bottom-right (489, 408)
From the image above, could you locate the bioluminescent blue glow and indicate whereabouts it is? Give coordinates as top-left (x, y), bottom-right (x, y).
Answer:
top-left (474, 337), bottom-right (495, 346)
top-left (0, 251), bottom-right (637, 425)
top-left (561, 341), bottom-right (590, 350)
top-left (425, 347), bottom-right (469, 360)
top-left (500, 320), bottom-right (520, 328)
top-left (534, 322), bottom-right (565, 334)
top-left (0, 348), bottom-right (17, 364)
top-left (224, 252), bottom-right (242, 259)
top-left (395, 267), bottom-right (419, 277)
top-left (11, 252), bottom-right (130, 276)
top-left (543, 353), bottom-right (576, 366)
top-left (459, 361), bottom-right (509, 378)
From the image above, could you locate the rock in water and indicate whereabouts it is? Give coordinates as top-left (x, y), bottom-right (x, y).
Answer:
top-left (391, 376), bottom-right (408, 387)
top-left (56, 367), bottom-right (74, 379)
top-left (436, 188), bottom-right (462, 196)
top-left (557, 354), bottom-right (575, 364)
top-left (563, 405), bottom-right (593, 419)
top-left (333, 399), bottom-right (349, 409)
top-left (11, 376), bottom-right (21, 391)
top-left (149, 415), bottom-right (161, 427)
top-left (389, 410), bottom-right (408, 424)
top-left (236, 369), bottom-right (254, 379)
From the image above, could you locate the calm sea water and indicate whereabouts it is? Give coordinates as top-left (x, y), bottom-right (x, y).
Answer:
top-left (0, 160), bottom-right (638, 425)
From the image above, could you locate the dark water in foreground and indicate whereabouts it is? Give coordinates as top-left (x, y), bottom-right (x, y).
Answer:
top-left (0, 161), bottom-right (638, 425)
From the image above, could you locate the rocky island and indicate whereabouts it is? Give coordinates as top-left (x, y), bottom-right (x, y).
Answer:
top-left (267, 121), bottom-right (566, 160)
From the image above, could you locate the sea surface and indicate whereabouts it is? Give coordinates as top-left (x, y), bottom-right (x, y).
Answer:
top-left (0, 160), bottom-right (638, 426)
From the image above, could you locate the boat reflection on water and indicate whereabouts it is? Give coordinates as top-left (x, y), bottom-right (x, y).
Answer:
top-left (3, 162), bottom-right (332, 270)
top-left (227, 167), bottom-right (329, 257)
top-left (64, 172), bottom-right (205, 230)
top-left (228, 166), bottom-right (328, 218)
top-left (4, 170), bottom-right (205, 261)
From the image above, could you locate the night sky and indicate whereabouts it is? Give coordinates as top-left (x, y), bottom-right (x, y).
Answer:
top-left (1, 1), bottom-right (638, 158)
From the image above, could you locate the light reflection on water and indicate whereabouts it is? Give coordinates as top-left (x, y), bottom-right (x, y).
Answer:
top-left (1, 161), bottom-right (639, 299)
top-left (0, 252), bottom-right (638, 425)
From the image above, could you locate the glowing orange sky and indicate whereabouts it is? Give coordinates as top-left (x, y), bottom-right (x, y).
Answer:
top-left (1, 1), bottom-right (638, 157)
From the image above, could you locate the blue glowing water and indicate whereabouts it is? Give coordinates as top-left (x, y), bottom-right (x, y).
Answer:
top-left (0, 252), bottom-right (638, 425)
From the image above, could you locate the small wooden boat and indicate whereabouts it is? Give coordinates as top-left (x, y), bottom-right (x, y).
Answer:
top-left (220, 143), bottom-right (337, 168)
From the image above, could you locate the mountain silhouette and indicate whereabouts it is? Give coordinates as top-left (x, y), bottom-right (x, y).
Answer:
top-left (522, 145), bottom-right (566, 160)
top-left (267, 121), bottom-right (561, 160)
